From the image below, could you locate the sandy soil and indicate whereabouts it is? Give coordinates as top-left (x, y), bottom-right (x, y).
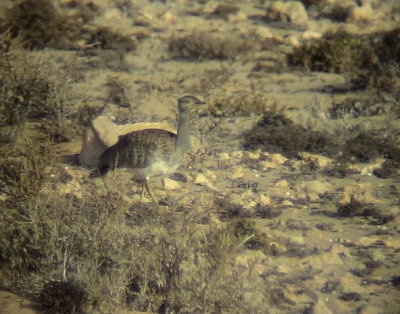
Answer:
top-left (1, 0), bottom-right (400, 313)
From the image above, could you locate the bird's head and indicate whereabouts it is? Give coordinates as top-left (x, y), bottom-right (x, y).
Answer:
top-left (178, 95), bottom-right (206, 113)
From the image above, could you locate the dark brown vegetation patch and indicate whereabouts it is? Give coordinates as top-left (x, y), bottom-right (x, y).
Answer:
top-left (168, 32), bottom-right (256, 60)
top-left (242, 111), bottom-right (336, 158)
top-left (287, 29), bottom-right (400, 94)
top-left (1, 0), bottom-right (136, 51)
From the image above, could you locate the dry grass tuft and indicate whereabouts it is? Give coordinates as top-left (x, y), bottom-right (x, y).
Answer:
top-left (168, 32), bottom-right (256, 60)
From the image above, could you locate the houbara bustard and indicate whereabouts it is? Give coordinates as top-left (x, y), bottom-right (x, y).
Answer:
top-left (97, 95), bottom-right (206, 208)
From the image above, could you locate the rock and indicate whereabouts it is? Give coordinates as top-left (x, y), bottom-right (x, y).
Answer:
top-left (232, 167), bottom-right (244, 179)
top-left (194, 173), bottom-right (216, 190)
top-left (104, 8), bottom-right (123, 20)
top-left (259, 161), bottom-right (277, 170)
top-left (243, 150), bottom-right (261, 161)
top-left (265, 1), bottom-right (308, 27)
top-left (347, 3), bottom-right (377, 23)
top-left (281, 200), bottom-right (293, 207)
top-left (286, 35), bottom-right (300, 47)
top-left (300, 152), bottom-right (333, 168)
top-left (360, 158), bottom-right (385, 176)
top-left (218, 152), bottom-right (230, 161)
top-left (256, 27), bottom-right (273, 39)
top-left (295, 180), bottom-right (334, 201)
top-left (228, 12), bottom-right (247, 23)
top-left (79, 115), bottom-right (119, 167)
top-left (260, 194), bottom-right (272, 206)
top-left (275, 180), bottom-right (289, 188)
top-left (269, 153), bottom-right (287, 164)
top-left (302, 31), bottom-right (322, 40)
top-left (163, 177), bottom-right (181, 190)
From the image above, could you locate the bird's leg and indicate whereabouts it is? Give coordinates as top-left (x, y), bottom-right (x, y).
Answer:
top-left (145, 182), bottom-right (159, 210)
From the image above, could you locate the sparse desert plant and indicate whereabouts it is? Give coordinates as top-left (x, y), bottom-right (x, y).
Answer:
top-left (168, 31), bottom-right (256, 60)
top-left (1, 0), bottom-right (136, 51)
top-left (288, 29), bottom-right (400, 93)
top-left (242, 110), bottom-right (337, 158)
top-left (208, 93), bottom-right (268, 117)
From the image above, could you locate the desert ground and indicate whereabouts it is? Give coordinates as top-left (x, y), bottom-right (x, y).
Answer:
top-left (1, 0), bottom-right (400, 313)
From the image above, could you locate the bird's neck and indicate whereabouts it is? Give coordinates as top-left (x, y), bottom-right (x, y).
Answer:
top-left (175, 110), bottom-right (191, 158)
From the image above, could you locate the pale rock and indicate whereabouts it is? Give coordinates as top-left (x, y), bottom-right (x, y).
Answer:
top-left (228, 12), bottom-right (247, 23)
top-left (302, 31), bottom-right (322, 40)
top-left (232, 167), bottom-right (244, 179)
top-left (300, 152), bottom-right (333, 168)
top-left (383, 237), bottom-right (400, 250)
top-left (314, 300), bottom-right (335, 314)
top-left (79, 115), bottom-right (119, 167)
top-left (347, 3), bottom-right (377, 23)
top-left (275, 180), bottom-right (289, 188)
top-left (265, 1), bottom-right (308, 27)
top-left (360, 158), bottom-right (385, 176)
top-left (390, 215), bottom-right (400, 231)
top-left (240, 189), bottom-right (253, 201)
top-left (296, 180), bottom-right (334, 201)
top-left (243, 150), bottom-right (261, 160)
top-left (286, 35), bottom-right (300, 47)
top-left (269, 153), bottom-right (287, 164)
top-left (203, 1), bottom-right (220, 14)
top-left (260, 194), bottom-right (272, 206)
top-left (358, 0), bottom-right (379, 6)
top-left (104, 8), bottom-right (123, 20)
top-left (218, 152), bottom-right (230, 161)
top-left (325, 299), bottom-right (352, 313)
top-left (357, 236), bottom-right (380, 247)
top-left (232, 150), bottom-right (244, 159)
top-left (259, 161), bottom-right (277, 170)
top-left (162, 11), bottom-right (177, 23)
top-left (163, 177), bottom-right (181, 191)
top-left (194, 173), bottom-right (216, 190)
top-left (257, 27), bottom-right (273, 39)
top-left (194, 173), bottom-right (208, 186)
top-left (204, 169), bottom-right (217, 180)
top-left (339, 272), bottom-right (365, 294)
top-left (281, 200), bottom-right (293, 207)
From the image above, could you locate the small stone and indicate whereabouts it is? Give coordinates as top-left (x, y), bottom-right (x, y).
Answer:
top-left (232, 167), bottom-right (244, 179)
top-left (275, 180), bottom-right (289, 188)
top-left (300, 152), bottom-right (333, 168)
top-left (347, 3), bottom-right (377, 23)
top-left (194, 173), bottom-right (208, 186)
top-left (219, 152), bottom-right (230, 161)
top-left (269, 153), bottom-right (287, 164)
top-left (240, 190), bottom-right (253, 201)
top-left (104, 8), bottom-right (123, 20)
top-left (281, 200), bottom-right (293, 207)
top-left (302, 31), bottom-right (322, 40)
top-left (286, 35), bottom-right (300, 47)
top-left (243, 150), bottom-right (261, 160)
top-left (163, 177), bottom-right (181, 190)
top-left (259, 161), bottom-right (277, 170)
top-left (260, 194), bottom-right (272, 206)
top-left (265, 1), bottom-right (308, 27)
top-left (360, 159), bottom-right (385, 176)
top-left (228, 12), bottom-right (247, 23)
top-left (162, 11), bottom-right (176, 23)
top-left (232, 150), bottom-right (244, 159)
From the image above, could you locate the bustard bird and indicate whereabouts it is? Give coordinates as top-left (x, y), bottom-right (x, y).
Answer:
top-left (97, 95), bottom-right (205, 207)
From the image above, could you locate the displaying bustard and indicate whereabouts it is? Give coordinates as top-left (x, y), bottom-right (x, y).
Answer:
top-left (97, 95), bottom-right (205, 207)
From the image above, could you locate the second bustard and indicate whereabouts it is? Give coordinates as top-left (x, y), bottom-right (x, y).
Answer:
top-left (97, 95), bottom-right (205, 207)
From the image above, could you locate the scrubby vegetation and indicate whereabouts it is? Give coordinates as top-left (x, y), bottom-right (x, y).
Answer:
top-left (242, 111), bottom-right (337, 158)
top-left (168, 31), bottom-right (256, 60)
top-left (207, 92), bottom-right (269, 117)
top-left (0, 0), bottom-right (136, 51)
top-left (288, 28), bottom-right (400, 94)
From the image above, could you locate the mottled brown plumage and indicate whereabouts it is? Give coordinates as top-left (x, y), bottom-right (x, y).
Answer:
top-left (98, 95), bottom-right (205, 207)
